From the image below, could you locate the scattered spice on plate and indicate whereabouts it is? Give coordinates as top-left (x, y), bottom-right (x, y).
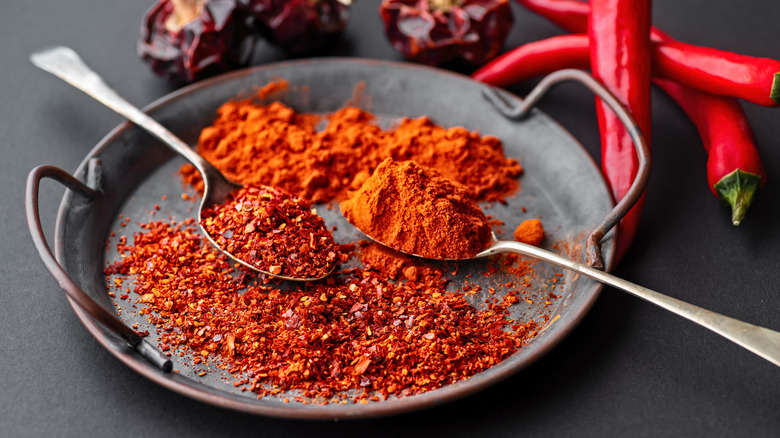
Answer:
top-left (104, 220), bottom-right (541, 402)
top-left (180, 95), bottom-right (522, 203)
top-left (513, 218), bottom-right (545, 246)
top-left (358, 242), bottom-right (445, 285)
top-left (103, 83), bottom-right (561, 403)
top-left (200, 184), bottom-right (343, 279)
top-left (341, 158), bottom-right (493, 260)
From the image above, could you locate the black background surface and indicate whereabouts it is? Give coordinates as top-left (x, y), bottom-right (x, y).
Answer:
top-left (2, 1), bottom-right (778, 436)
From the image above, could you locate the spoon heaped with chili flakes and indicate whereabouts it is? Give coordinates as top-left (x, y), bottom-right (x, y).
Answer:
top-left (31, 46), bottom-right (337, 281)
top-left (341, 159), bottom-right (780, 368)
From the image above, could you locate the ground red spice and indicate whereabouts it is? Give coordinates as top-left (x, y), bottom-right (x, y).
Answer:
top-left (358, 241), bottom-right (445, 286)
top-left (180, 95), bottom-right (522, 203)
top-left (513, 218), bottom-right (545, 246)
top-left (341, 158), bottom-right (493, 260)
top-left (200, 184), bottom-right (344, 279)
top-left (103, 84), bottom-right (560, 403)
top-left (104, 221), bottom-right (540, 401)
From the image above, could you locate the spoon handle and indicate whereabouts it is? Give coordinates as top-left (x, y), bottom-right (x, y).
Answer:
top-left (30, 46), bottom-right (211, 174)
top-left (483, 240), bottom-right (780, 366)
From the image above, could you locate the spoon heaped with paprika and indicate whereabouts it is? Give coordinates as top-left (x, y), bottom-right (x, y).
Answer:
top-left (342, 159), bottom-right (780, 368)
top-left (30, 46), bottom-right (337, 281)
top-left (340, 74), bottom-right (780, 368)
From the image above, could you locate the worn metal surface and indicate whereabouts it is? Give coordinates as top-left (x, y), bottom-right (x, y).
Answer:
top-left (34, 59), bottom-right (616, 419)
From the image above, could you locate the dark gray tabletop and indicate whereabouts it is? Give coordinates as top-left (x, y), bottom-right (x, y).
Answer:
top-left (2, 0), bottom-right (778, 436)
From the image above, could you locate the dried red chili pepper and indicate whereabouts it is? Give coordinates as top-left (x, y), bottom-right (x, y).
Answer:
top-left (241, 0), bottom-right (352, 54)
top-left (501, 0), bottom-right (768, 223)
top-left (200, 184), bottom-right (343, 279)
top-left (138, 0), bottom-right (256, 83)
top-left (379, 0), bottom-right (514, 66)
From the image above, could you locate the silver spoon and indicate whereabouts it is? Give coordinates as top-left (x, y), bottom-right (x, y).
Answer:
top-left (354, 228), bottom-right (780, 367)
top-left (30, 46), bottom-right (334, 281)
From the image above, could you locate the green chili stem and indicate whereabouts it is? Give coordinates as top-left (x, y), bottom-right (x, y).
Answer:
top-left (713, 169), bottom-right (762, 226)
top-left (770, 72), bottom-right (780, 105)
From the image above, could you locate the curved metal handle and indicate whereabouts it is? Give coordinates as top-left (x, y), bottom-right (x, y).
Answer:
top-left (30, 46), bottom-right (212, 178)
top-left (478, 240), bottom-right (780, 367)
top-left (483, 69), bottom-right (650, 270)
top-left (25, 165), bottom-right (172, 372)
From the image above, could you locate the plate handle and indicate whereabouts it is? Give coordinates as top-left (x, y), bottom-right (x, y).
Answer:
top-left (482, 69), bottom-right (650, 270)
top-left (25, 165), bottom-right (172, 373)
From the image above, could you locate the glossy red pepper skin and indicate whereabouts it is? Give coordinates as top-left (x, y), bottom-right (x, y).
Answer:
top-left (508, 0), bottom-right (768, 223)
top-left (514, 0), bottom-right (589, 34)
top-left (473, 35), bottom-right (768, 225)
top-left (653, 40), bottom-right (780, 108)
top-left (655, 80), bottom-right (766, 224)
top-left (588, 0), bottom-right (652, 264)
top-left (515, 0), bottom-right (780, 107)
top-left (471, 34), bottom-right (589, 84)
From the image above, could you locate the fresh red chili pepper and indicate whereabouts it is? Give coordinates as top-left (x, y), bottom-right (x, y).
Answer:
top-left (588, 0), bottom-right (652, 264)
top-left (514, 0), bottom-right (589, 35)
top-left (653, 40), bottom-right (780, 108)
top-left (514, 0), bottom-right (780, 107)
top-left (473, 35), bottom-right (768, 224)
top-left (470, 34), bottom-right (589, 85)
top-left (655, 80), bottom-right (766, 224)
top-left (506, 0), bottom-right (768, 222)
top-left (474, 36), bottom-right (652, 264)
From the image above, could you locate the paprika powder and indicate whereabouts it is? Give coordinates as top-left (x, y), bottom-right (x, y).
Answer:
top-left (340, 158), bottom-right (493, 260)
top-left (104, 84), bottom-right (559, 404)
top-left (181, 92), bottom-right (523, 203)
top-left (513, 218), bottom-right (545, 246)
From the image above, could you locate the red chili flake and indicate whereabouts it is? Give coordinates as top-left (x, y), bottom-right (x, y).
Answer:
top-left (200, 184), bottom-right (343, 279)
top-left (104, 219), bottom-right (546, 401)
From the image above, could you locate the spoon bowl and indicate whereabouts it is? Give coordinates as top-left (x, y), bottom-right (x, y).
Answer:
top-left (30, 46), bottom-right (334, 281)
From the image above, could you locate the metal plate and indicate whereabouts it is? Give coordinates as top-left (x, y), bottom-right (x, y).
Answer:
top-left (53, 59), bottom-right (614, 420)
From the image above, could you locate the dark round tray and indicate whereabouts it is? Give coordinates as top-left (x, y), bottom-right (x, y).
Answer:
top-left (29, 59), bottom-right (618, 419)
